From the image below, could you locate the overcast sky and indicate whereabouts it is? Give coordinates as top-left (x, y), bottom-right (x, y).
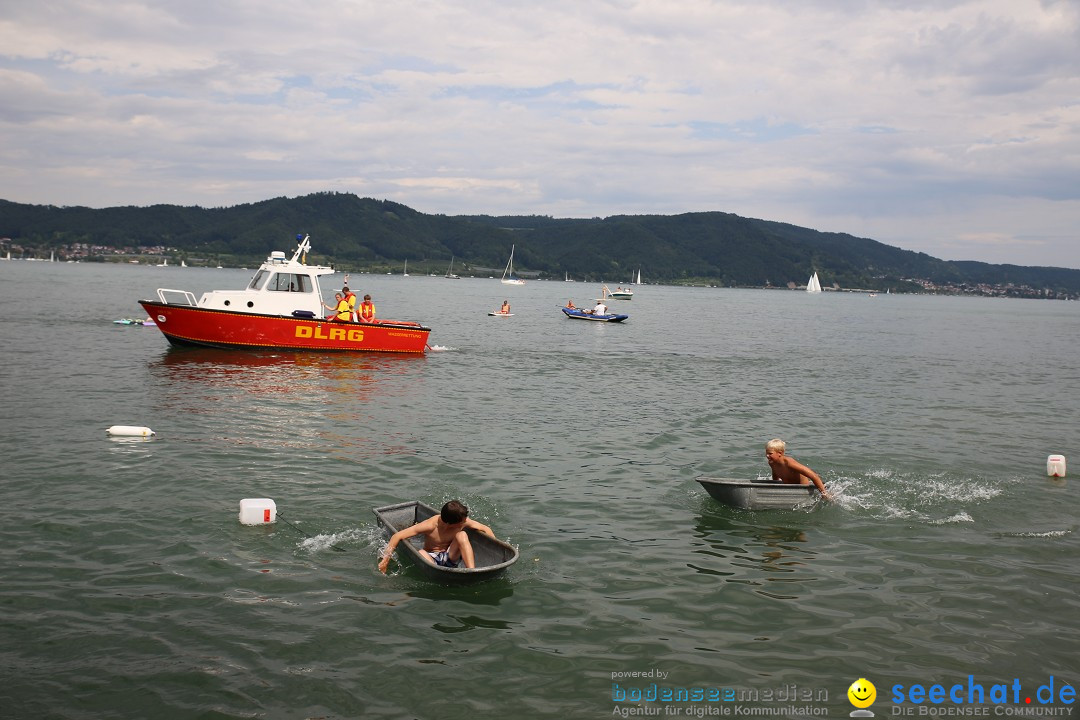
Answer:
top-left (2, 1), bottom-right (1079, 268)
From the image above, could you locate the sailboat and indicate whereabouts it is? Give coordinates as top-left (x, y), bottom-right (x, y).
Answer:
top-left (565, 271), bottom-right (573, 282)
top-left (181, 259), bottom-right (187, 267)
top-left (444, 256), bottom-right (460, 279)
top-left (501, 245), bottom-right (525, 285)
top-left (806, 271), bottom-right (822, 293)
top-left (633, 268), bottom-right (641, 285)
top-left (402, 259), bottom-right (409, 277)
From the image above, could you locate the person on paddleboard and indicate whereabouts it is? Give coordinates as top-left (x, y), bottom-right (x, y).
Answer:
top-left (765, 438), bottom-right (832, 501)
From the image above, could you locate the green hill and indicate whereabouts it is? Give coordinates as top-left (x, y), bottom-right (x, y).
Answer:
top-left (1, 192), bottom-right (1077, 296)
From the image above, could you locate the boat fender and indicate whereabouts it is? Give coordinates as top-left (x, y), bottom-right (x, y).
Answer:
top-left (239, 498), bottom-right (277, 525)
top-left (291, 310), bottom-right (316, 318)
top-left (106, 425), bottom-right (155, 437)
top-left (1047, 454), bottom-right (1067, 478)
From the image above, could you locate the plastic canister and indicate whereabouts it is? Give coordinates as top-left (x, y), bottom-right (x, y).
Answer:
top-left (239, 498), bottom-right (277, 525)
top-left (1047, 455), bottom-right (1067, 478)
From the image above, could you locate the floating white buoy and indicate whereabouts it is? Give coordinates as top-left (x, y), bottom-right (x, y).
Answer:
top-left (106, 425), bottom-right (155, 437)
top-left (1047, 454), bottom-right (1067, 478)
top-left (239, 498), bottom-right (277, 525)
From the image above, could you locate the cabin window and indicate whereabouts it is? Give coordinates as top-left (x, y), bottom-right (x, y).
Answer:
top-left (248, 270), bottom-right (269, 290)
top-left (267, 273), bottom-right (312, 293)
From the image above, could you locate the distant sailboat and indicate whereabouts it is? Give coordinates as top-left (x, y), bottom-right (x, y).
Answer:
top-left (806, 271), bottom-right (822, 293)
top-left (501, 245), bottom-right (525, 285)
top-left (444, 256), bottom-right (460, 279)
top-left (634, 268), bottom-right (642, 285)
top-left (403, 259), bottom-right (409, 277)
top-left (181, 259), bottom-right (187, 267)
top-left (565, 271), bottom-right (574, 282)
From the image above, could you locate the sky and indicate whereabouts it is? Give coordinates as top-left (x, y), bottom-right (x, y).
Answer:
top-left (2, 0), bottom-right (1079, 269)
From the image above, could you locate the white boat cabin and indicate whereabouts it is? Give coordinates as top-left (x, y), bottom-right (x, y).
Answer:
top-left (155, 235), bottom-right (337, 318)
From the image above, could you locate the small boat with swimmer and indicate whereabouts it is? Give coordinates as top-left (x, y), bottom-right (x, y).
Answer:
top-left (372, 500), bottom-right (519, 583)
top-left (696, 476), bottom-right (820, 510)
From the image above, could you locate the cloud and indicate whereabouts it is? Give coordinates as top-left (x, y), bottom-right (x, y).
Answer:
top-left (0, 0), bottom-right (1078, 267)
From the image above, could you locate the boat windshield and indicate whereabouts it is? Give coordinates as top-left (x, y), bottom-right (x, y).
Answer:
top-left (267, 273), bottom-right (312, 293)
top-left (248, 270), bottom-right (268, 290)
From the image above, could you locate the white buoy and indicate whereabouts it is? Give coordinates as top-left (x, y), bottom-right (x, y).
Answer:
top-left (1047, 454), bottom-right (1067, 478)
top-left (106, 425), bottom-right (155, 437)
top-left (239, 498), bottom-right (277, 525)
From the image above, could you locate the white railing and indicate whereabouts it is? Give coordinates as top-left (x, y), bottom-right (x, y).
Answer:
top-left (156, 288), bottom-right (198, 306)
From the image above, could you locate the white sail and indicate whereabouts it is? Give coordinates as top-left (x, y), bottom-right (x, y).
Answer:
top-left (806, 271), bottom-right (822, 293)
top-left (501, 244), bottom-right (525, 285)
top-left (635, 268), bottom-right (642, 285)
top-left (445, 256), bottom-right (459, 278)
top-left (403, 259), bottom-right (409, 277)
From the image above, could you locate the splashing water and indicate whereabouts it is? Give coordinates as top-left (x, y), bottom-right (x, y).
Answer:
top-left (826, 468), bottom-right (1004, 524)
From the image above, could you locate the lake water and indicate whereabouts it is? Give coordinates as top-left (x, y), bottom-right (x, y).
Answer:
top-left (1, 261), bottom-right (1078, 719)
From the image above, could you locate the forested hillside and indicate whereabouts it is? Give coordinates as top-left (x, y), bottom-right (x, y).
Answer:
top-left (2, 193), bottom-right (1077, 296)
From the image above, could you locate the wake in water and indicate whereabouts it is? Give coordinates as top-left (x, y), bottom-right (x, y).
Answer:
top-left (995, 529), bottom-right (1072, 538)
top-left (427, 344), bottom-right (456, 352)
top-left (296, 526), bottom-right (382, 555)
top-left (825, 468), bottom-right (1003, 524)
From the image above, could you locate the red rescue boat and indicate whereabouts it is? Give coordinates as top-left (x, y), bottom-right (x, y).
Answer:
top-left (139, 235), bottom-right (431, 354)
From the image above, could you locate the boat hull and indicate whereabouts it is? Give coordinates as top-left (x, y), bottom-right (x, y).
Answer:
top-left (696, 476), bottom-right (818, 510)
top-left (608, 292), bottom-right (633, 300)
top-left (373, 501), bottom-right (519, 583)
top-left (561, 308), bottom-right (628, 322)
top-left (139, 301), bottom-right (430, 353)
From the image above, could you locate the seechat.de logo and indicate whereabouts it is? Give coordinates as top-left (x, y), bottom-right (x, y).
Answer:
top-left (849, 678), bottom-right (877, 717)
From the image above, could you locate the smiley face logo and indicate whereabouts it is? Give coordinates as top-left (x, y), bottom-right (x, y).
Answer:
top-left (848, 678), bottom-right (876, 709)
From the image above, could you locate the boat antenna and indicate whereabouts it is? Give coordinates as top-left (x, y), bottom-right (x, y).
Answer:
top-left (277, 511), bottom-right (346, 552)
top-left (293, 233), bottom-right (310, 265)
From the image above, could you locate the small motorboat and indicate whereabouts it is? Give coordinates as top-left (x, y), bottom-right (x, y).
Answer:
top-left (372, 501), bottom-right (519, 583)
top-left (696, 476), bottom-right (820, 510)
top-left (561, 307), bottom-right (628, 322)
top-left (139, 234), bottom-right (431, 353)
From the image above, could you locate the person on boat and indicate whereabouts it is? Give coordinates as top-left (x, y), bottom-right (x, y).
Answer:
top-left (592, 300), bottom-right (607, 315)
top-left (500, 300), bottom-right (510, 314)
top-left (565, 299), bottom-right (576, 309)
top-left (358, 294), bottom-right (376, 323)
top-left (378, 500), bottom-right (496, 572)
top-left (324, 292), bottom-right (351, 322)
top-left (341, 285), bottom-right (357, 321)
top-left (765, 438), bottom-right (832, 501)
